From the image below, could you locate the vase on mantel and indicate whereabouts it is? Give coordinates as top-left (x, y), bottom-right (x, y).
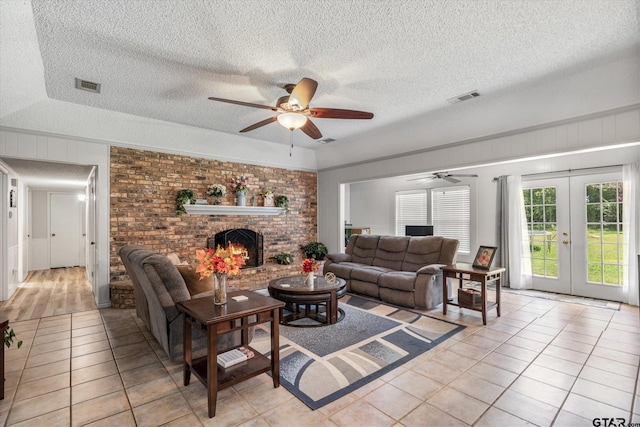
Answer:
top-left (263, 195), bottom-right (274, 207)
top-left (214, 273), bottom-right (228, 305)
top-left (236, 192), bottom-right (246, 207)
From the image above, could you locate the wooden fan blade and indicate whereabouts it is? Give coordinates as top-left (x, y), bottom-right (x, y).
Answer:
top-left (239, 116), bottom-right (277, 133)
top-left (208, 97), bottom-right (278, 111)
top-left (309, 108), bottom-right (374, 119)
top-left (289, 78), bottom-right (318, 109)
top-left (300, 118), bottom-right (322, 139)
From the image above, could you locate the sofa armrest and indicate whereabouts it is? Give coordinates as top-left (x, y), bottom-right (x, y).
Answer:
top-left (327, 253), bottom-right (351, 263)
top-left (416, 263), bottom-right (446, 275)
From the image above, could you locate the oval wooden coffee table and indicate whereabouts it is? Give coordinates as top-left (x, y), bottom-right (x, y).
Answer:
top-left (268, 275), bottom-right (346, 327)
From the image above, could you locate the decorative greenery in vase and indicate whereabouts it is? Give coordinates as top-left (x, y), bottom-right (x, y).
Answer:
top-left (176, 189), bottom-right (195, 215)
top-left (273, 252), bottom-right (293, 265)
top-left (300, 242), bottom-right (328, 260)
top-left (274, 195), bottom-right (289, 212)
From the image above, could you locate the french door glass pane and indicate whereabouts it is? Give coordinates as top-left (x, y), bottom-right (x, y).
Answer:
top-left (584, 181), bottom-right (623, 286)
top-left (523, 186), bottom-right (558, 278)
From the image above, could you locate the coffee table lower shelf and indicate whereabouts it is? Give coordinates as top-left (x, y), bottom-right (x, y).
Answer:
top-left (188, 346), bottom-right (271, 390)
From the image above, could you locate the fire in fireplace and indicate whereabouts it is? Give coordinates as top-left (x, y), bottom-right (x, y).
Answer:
top-left (208, 228), bottom-right (264, 268)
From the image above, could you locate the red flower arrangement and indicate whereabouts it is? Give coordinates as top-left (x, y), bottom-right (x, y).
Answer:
top-left (301, 258), bottom-right (319, 274)
top-left (195, 245), bottom-right (246, 279)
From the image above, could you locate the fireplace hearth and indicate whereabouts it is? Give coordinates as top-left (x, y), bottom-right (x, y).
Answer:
top-left (208, 228), bottom-right (264, 268)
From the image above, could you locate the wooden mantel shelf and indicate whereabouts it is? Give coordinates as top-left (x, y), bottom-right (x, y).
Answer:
top-left (183, 204), bottom-right (285, 216)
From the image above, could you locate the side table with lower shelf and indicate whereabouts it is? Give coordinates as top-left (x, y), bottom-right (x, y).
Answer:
top-left (441, 263), bottom-right (506, 325)
top-left (177, 290), bottom-right (285, 418)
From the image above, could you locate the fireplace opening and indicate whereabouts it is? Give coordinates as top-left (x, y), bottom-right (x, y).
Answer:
top-left (208, 228), bottom-right (263, 268)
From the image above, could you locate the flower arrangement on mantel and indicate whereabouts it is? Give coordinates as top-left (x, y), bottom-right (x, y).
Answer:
top-left (230, 175), bottom-right (251, 194)
top-left (206, 184), bottom-right (226, 205)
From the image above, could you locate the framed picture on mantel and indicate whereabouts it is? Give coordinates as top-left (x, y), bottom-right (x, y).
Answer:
top-left (473, 246), bottom-right (497, 269)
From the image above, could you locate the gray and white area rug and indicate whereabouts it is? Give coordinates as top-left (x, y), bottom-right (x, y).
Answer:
top-left (251, 294), bottom-right (465, 410)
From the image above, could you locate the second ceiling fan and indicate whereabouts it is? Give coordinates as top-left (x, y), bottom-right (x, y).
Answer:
top-left (208, 78), bottom-right (374, 140)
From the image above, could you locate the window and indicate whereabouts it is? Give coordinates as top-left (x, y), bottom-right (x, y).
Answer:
top-left (395, 185), bottom-right (470, 253)
top-left (432, 186), bottom-right (470, 253)
top-left (585, 181), bottom-right (623, 285)
top-left (523, 186), bottom-right (558, 278)
top-left (395, 190), bottom-right (427, 236)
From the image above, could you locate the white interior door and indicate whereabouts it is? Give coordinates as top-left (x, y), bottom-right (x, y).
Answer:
top-left (523, 172), bottom-right (625, 302)
top-left (50, 193), bottom-right (83, 268)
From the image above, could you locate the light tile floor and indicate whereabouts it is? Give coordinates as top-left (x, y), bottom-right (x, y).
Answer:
top-left (1, 291), bottom-right (638, 426)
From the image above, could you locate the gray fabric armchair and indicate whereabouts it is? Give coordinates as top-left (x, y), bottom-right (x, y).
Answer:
top-left (323, 235), bottom-right (459, 309)
top-left (119, 245), bottom-right (248, 362)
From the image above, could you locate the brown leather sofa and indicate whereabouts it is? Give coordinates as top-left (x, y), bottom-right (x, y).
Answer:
top-left (323, 235), bottom-right (459, 309)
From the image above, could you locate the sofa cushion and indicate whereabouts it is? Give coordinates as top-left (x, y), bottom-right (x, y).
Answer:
top-left (325, 262), bottom-right (369, 279)
top-left (372, 236), bottom-right (409, 270)
top-left (402, 236), bottom-right (444, 272)
top-left (176, 264), bottom-right (214, 296)
top-left (379, 271), bottom-right (417, 292)
top-left (351, 266), bottom-right (392, 283)
top-left (141, 253), bottom-right (191, 321)
top-left (350, 235), bottom-right (380, 265)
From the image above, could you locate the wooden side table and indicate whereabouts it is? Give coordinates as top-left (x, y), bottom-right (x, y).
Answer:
top-left (177, 291), bottom-right (284, 418)
top-left (441, 263), bottom-right (506, 325)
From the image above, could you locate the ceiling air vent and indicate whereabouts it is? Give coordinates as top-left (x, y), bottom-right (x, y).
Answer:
top-left (447, 90), bottom-right (480, 104)
top-left (75, 78), bottom-right (101, 93)
top-left (318, 138), bottom-right (336, 144)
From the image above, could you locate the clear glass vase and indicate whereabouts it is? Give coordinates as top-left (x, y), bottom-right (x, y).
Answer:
top-left (214, 273), bottom-right (227, 305)
top-left (306, 271), bottom-right (315, 287)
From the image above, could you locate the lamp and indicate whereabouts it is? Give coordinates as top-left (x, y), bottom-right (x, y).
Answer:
top-left (277, 112), bottom-right (308, 130)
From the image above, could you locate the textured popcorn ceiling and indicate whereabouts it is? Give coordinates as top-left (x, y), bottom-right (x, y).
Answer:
top-left (18, 0), bottom-right (640, 149)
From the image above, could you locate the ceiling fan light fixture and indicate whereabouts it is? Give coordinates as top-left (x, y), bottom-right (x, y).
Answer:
top-left (277, 112), bottom-right (307, 130)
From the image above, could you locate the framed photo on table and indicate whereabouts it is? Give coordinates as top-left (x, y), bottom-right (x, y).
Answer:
top-left (473, 246), bottom-right (497, 269)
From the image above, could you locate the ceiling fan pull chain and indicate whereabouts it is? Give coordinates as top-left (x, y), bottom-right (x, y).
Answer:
top-left (289, 130), bottom-right (293, 156)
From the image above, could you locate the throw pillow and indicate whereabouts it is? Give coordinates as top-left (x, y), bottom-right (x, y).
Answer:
top-left (176, 264), bottom-right (214, 296)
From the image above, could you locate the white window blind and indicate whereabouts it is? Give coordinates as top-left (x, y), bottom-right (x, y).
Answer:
top-left (432, 186), bottom-right (470, 253)
top-left (395, 191), bottom-right (427, 236)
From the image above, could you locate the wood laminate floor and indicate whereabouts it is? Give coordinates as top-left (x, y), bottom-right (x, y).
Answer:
top-left (0, 267), bottom-right (97, 322)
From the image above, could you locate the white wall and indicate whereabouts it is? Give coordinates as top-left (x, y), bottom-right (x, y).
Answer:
top-left (319, 106), bottom-right (640, 254)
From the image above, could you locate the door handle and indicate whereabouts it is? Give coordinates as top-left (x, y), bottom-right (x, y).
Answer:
top-left (90, 242), bottom-right (95, 245)
top-left (51, 233), bottom-right (56, 237)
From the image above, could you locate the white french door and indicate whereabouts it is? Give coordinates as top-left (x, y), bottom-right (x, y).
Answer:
top-left (523, 172), bottom-right (626, 302)
top-left (523, 178), bottom-right (571, 294)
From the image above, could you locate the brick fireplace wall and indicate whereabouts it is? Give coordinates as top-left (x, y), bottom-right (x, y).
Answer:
top-left (110, 146), bottom-right (318, 291)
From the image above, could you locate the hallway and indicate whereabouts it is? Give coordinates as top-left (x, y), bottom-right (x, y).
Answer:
top-left (0, 267), bottom-right (96, 321)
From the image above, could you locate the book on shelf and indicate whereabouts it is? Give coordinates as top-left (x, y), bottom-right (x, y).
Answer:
top-left (217, 349), bottom-right (247, 368)
top-left (217, 347), bottom-right (255, 368)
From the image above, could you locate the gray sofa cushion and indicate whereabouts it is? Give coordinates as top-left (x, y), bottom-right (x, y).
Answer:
top-left (350, 235), bottom-right (380, 265)
top-left (402, 237), bottom-right (445, 271)
top-left (378, 271), bottom-right (417, 292)
top-left (351, 266), bottom-right (392, 283)
top-left (372, 236), bottom-right (409, 270)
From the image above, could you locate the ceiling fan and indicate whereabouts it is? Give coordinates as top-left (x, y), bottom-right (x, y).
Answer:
top-left (208, 78), bottom-right (374, 140)
top-left (408, 172), bottom-right (478, 184)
